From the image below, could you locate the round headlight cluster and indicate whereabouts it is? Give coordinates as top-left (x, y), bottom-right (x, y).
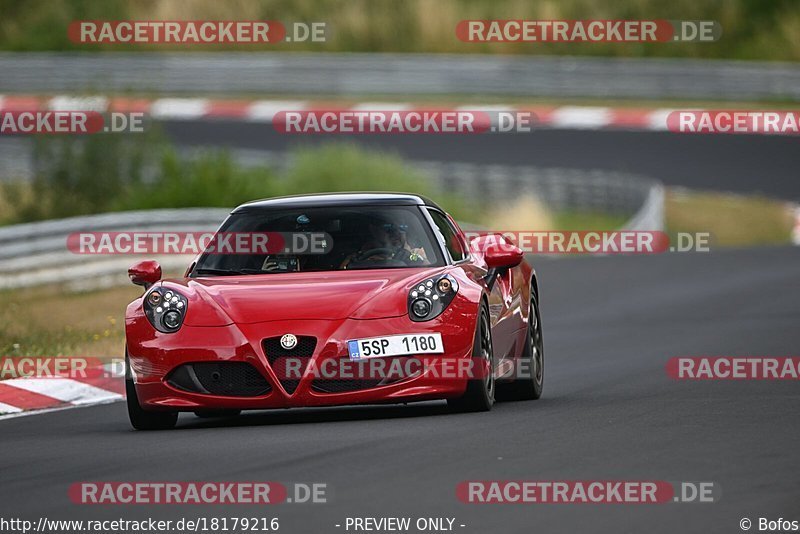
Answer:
top-left (408, 274), bottom-right (459, 322)
top-left (143, 288), bottom-right (187, 333)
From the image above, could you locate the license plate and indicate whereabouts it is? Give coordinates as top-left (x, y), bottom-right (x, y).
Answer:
top-left (347, 333), bottom-right (444, 361)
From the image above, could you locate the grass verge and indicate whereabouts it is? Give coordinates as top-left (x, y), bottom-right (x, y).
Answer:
top-left (665, 188), bottom-right (795, 247)
top-left (0, 285), bottom-right (139, 359)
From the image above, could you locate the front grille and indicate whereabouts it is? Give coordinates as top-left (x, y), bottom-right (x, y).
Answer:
top-left (311, 356), bottom-right (419, 394)
top-left (166, 362), bottom-right (271, 397)
top-left (262, 336), bottom-right (317, 394)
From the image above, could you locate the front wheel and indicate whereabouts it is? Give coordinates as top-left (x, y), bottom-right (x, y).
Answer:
top-left (125, 353), bottom-right (177, 431)
top-left (447, 304), bottom-right (495, 412)
top-left (497, 293), bottom-right (544, 401)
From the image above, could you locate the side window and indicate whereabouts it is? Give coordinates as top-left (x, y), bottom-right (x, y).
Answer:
top-left (428, 210), bottom-right (467, 262)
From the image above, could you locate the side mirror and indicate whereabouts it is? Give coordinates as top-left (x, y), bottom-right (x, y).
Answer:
top-left (482, 241), bottom-right (523, 291)
top-left (484, 242), bottom-right (524, 269)
top-left (128, 260), bottom-right (161, 289)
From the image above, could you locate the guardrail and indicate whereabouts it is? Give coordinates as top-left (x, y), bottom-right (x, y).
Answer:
top-left (0, 209), bottom-right (229, 290)
top-left (1, 52), bottom-right (799, 101)
top-left (0, 164), bottom-right (664, 290)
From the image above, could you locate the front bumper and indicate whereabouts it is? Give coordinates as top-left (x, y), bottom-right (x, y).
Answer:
top-left (127, 313), bottom-right (477, 411)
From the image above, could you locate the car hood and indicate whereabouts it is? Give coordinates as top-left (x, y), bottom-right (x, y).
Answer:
top-left (168, 267), bottom-right (447, 326)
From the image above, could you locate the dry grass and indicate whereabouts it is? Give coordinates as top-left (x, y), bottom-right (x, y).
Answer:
top-left (666, 189), bottom-right (795, 248)
top-left (480, 194), bottom-right (630, 231)
top-left (481, 195), bottom-right (556, 231)
top-left (130, 0), bottom-right (264, 20)
top-left (0, 181), bottom-right (36, 225)
top-left (0, 284), bottom-right (141, 359)
top-left (4, 0), bottom-right (800, 60)
top-left (0, 186), bottom-right (12, 224)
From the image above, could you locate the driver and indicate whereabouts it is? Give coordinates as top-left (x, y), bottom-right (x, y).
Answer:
top-left (340, 217), bottom-right (428, 268)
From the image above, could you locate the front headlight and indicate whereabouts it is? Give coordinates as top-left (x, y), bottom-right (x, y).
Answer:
top-left (143, 288), bottom-right (187, 333)
top-left (407, 274), bottom-right (459, 322)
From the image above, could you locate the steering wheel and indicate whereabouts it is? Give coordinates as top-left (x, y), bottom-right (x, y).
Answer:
top-left (352, 247), bottom-right (400, 263)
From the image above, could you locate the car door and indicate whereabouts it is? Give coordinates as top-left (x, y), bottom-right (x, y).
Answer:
top-left (427, 210), bottom-right (516, 365)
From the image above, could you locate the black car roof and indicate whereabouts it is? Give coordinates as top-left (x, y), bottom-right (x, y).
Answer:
top-left (232, 192), bottom-right (443, 213)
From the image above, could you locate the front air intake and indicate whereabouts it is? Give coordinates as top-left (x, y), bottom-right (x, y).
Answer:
top-left (166, 362), bottom-right (271, 397)
top-left (262, 336), bottom-right (317, 394)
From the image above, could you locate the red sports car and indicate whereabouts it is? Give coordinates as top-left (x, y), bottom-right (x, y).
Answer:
top-left (124, 193), bottom-right (544, 429)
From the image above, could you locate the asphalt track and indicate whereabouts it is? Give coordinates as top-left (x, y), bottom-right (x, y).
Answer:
top-left (162, 120), bottom-right (800, 200)
top-left (2, 120), bottom-right (798, 532)
top-left (2, 246), bottom-right (799, 533)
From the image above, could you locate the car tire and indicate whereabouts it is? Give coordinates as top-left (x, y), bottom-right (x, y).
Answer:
top-left (125, 353), bottom-right (178, 431)
top-left (497, 292), bottom-right (544, 401)
top-left (447, 303), bottom-right (495, 412)
top-left (194, 410), bottom-right (242, 418)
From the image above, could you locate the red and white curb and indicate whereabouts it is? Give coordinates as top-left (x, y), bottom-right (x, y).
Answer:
top-left (0, 363), bottom-right (125, 419)
top-left (0, 94), bottom-right (678, 132)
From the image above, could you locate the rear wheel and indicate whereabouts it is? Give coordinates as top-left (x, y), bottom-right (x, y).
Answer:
top-left (125, 353), bottom-right (178, 431)
top-left (448, 304), bottom-right (495, 412)
top-left (497, 293), bottom-right (544, 401)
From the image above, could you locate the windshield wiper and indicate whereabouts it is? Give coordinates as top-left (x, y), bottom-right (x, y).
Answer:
top-left (193, 268), bottom-right (267, 276)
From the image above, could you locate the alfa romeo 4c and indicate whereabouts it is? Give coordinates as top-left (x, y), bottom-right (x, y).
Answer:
top-left (125, 193), bottom-right (544, 429)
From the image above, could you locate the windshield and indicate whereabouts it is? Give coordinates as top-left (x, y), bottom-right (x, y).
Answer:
top-left (191, 205), bottom-right (446, 275)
